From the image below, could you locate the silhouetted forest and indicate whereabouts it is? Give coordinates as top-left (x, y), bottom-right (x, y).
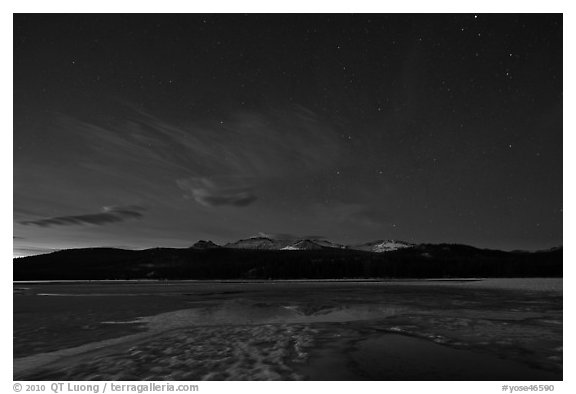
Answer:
top-left (13, 244), bottom-right (562, 280)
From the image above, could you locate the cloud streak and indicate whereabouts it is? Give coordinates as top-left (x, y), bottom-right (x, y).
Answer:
top-left (55, 104), bottom-right (345, 179)
top-left (19, 206), bottom-right (145, 227)
top-left (26, 104), bottom-right (349, 210)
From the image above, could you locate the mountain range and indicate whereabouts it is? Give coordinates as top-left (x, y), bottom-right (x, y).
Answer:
top-left (199, 236), bottom-right (414, 252)
top-left (14, 236), bottom-right (562, 281)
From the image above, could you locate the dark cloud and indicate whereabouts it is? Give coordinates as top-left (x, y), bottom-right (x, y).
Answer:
top-left (197, 193), bottom-right (257, 207)
top-left (19, 206), bottom-right (145, 227)
top-left (177, 177), bottom-right (257, 207)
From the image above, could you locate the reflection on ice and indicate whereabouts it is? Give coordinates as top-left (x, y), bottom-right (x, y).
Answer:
top-left (13, 279), bottom-right (563, 381)
top-left (136, 301), bottom-right (408, 332)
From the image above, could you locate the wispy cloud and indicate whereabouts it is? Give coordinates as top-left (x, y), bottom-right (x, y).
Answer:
top-left (47, 105), bottom-right (346, 208)
top-left (19, 206), bottom-right (145, 227)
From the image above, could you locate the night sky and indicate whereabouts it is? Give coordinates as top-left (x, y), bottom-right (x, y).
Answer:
top-left (13, 14), bottom-right (563, 256)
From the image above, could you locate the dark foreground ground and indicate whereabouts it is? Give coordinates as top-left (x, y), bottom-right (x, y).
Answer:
top-left (13, 245), bottom-right (562, 280)
top-left (13, 279), bottom-right (562, 381)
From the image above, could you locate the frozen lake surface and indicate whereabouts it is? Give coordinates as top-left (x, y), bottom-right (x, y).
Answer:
top-left (13, 278), bottom-right (562, 380)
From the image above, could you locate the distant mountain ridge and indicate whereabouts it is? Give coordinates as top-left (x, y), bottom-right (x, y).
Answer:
top-left (219, 236), bottom-right (408, 252)
top-left (208, 236), bottom-right (564, 255)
